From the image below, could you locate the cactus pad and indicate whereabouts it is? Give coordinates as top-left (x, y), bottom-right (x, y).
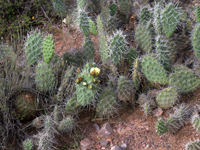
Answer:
top-left (43, 35), bottom-right (54, 63)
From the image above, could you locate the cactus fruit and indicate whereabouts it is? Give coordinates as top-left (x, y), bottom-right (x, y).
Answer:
top-left (42, 35), bottom-right (54, 63)
top-left (109, 30), bottom-right (127, 66)
top-left (169, 70), bottom-right (200, 93)
top-left (156, 118), bottom-right (168, 135)
top-left (161, 3), bottom-right (179, 37)
top-left (117, 76), bottom-right (135, 103)
top-left (166, 116), bottom-right (181, 134)
top-left (156, 87), bottom-right (178, 109)
top-left (185, 139), bottom-right (200, 150)
top-left (195, 4), bottom-right (200, 23)
top-left (53, 105), bottom-right (63, 124)
top-left (25, 31), bottom-right (43, 65)
top-left (23, 139), bottom-right (33, 150)
top-left (89, 19), bottom-right (98, 35)
top-left (52, 0), bottom-right (67, 17)
top-left (76, 63), bottom-right (101, 107)
top-left (140, 7), bottom-right (153, 26)
top-left (57, 116), bottom-right (75, 133)
top-left (79, 11), bottom-right (90, 37)
top-left (14, 91), bottom-right (38, 121)
top-left (83, 36), bottom-right (95, 62)
top-left (126, 47), bottom-right (137, 66)
top-left (96, 88), bottom-right (118, 118)
top-left (192, 24), bottom-right (200, 60)
top-left (35, 61), bottom-right (55, 92)
top-left (141, 55), bottom-right (168, 85)
top-left (135, 24), bottom-right (152, 53)
top-left (156, 35), bottom-right (176, 70)
top-left (109, 4), bottom-right (117, 16)
top-left (191, 114), bottom-right (200, 133)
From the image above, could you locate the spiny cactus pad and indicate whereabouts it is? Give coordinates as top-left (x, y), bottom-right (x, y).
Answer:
top-left (109, 4), bottom-right (117, 16)
top-left (192, 114), bottom-right (200, 133)
top-left (83, 36), bottom-right (95, 62)
top-left (110, 31), bottom-right (126, 66)
top-left (135, 24), bottom-right (152, 53)
top-left (23, 139), bottom-right (33, 150)
top-left (156, 87), bottom-right (178, 109)
top-left (169, 70), bottom-right (200, 93)
top-left (57, 116), bottom-right (75, 133)
top-left (96, 88), bottom-right (118, 118)
top-left (185, 139), bottom-right (200, 150)
top-left (126, 47), bottom-right (137, 66)
top-left (161, 3), bottom-right (179, 37)
top-left (140, 7), bottom-right (153, 25)
top-left (156, 118), bottom-right (168, 135)
top-left (117, 76), bottom-right (135, 102)
top-left (35, 61), bottom-right (55, 92)
top-left (192, 24), bottom-right (200, 60)
top-left (195, 4), bottom-right (200, 23)
top-left (25, 31), bottom-right (43, 65)
top-left (43, 35), bottom-right (54, 63)
top-left (80, 11), bottom-right (90, 37)
top-left (166, 116), bottom-right (181, 134)
top-left (89, 19), bottom-right (98, 35)
top-left (105, 17), bottom-right (116, 36)
top-left (141, 55), bottom-right (168, 85)
top-left (52, 0), bottom-right (67, 17)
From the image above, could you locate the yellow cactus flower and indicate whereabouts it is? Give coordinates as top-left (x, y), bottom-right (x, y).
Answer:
top-left (90, 67), bottom-right (100, 76)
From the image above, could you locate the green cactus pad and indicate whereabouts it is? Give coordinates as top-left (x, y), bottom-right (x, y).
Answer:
top-left (109, 4), bottom-right (117, 16)
top-left (96, 88), bottom-right (118, 118)
top-left (65, 95), bottom-right (79, 115)
top-left (185, 139), bottom-right (200, 150)
top-left (169, 70), bottom-right (200, 93)
top-left (110, 31), bottom-right (126, 66)
top-left (132, 58), bottom-right (142, 91)
top-left (116, 0), bottom-right (130, 14)
top-left (154, 3), bottom-right (163, 35)
top-left (117, 76), bottom-right (135, 102)
top-left (77, 0), bottom-right (86, 10)
top-left (35, 61), bottom-right (55, 92)
top-left (52, 0), bottom-right (67, 17)
top-left (141, 55), bottom-right (168, 85)
top-left (23, 139), bottom-right (33, 150)
top-left (126, 47), bottom-right (137, 66)
top-left (166, 116), bottom-right (181, 134)
top-left (53, 105), bottom-right (63, 123)
top-left (80, 11), bottom-right (90, 37)
top-left (89, 19), bottom-right (98, 35)
top-left (57, 116), bottom-right (75, 133)
top-left (156, 87), bottom-right (178, 109)
top-left (83, 36), bottom-right (95, 62)
top-left (192, 114), bottom-right (200, 133)
top-left (135, 24), bottom-right (152, 53)
top-left (96, 15), bottom-right (104, 35)
top-left (14, 91), bottom-right (38, 121)
top-left (195, 4), bottom-right (200, 23)
top-left (156, 118), bottom-right (167, 135)
top-left (105, 17), bottom-right (116, 36)
top-left (43, 35), bottom-right (54, 63)
top-left (192, 24), bottom-right (200, 60)
top-left (161, 3), bottom-right (179, 37)
top-left (25, 31), bottom-right (43, 65)
top-left (140, 7), bottom-right (153, 25)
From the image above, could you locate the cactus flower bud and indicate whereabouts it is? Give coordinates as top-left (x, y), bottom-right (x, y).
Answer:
top-left (82, 82), bottom-right (87, 86)
top-left (88, 85), bottom-right (92, 89)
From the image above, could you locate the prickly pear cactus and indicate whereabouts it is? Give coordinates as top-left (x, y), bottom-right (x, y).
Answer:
top-left (191, 114), bottom-right (200, 133)
top-left (192, 24), bottom-right (200, 60)
top-left (76, 63), bottom-right (101, 106)
top-left (141, 55), bottom-right (168, 85)
top-left (23, 139), bottom-right (33, 150)
top-left (79, 11), bottom-right (90, 37)
top-left (116, 0), bottom-right (130, 14)
top-left (83, 36), bottom-right (95, 62)
top-left (35, 61), bottom-right (55, 92)
top-left (42, 35), bottom-right (54, 63)
top-left (25, 31), bottom-right (43, 65)
top-left (14, 91), bottom-right (38, 121)
top-left (166, 116), bottom-right (181, 134)
top-left (185, 139), bottom-right (200, 150)
top-left (140, 7), bottom-right (153, 25)
top-left (109, 30), bottom-right (126, 66)
top-left (169, 70), bottom-right (200, 93)
top-left (105, 17), bottom-right (116, 36)
top-left (57, 116), bottom-right (75, 133)
top-left (77, 0), bottom-right (86, 10)
top-left (53, 105), bottom-right (63, 124)
top-left (109, 4), bottom-right (117, 16)
top-left (161, 3), bottom-right (179, 37)
top-left (132, 58), bottom-right (142, 91)
top-left (96, 88), bottom-right (118, 118)
top-left (65, 95), bottom-right (79, 115)
top-left (89, 19), bottom-right (98, 35)
top-left (52, 0), bottom-right (67, 17)
top-left (195, 4), bottom-right (200, 23)
top-left (117, 76), bottom-right (135, 103)
top-left (156, 118), bottom-right (167, 135)
top-left (154, 3), bottom-right (163, 35)
top-left (126, 47), bottom-right (137, 66)
top-left (156, 87), bottom-right (178, 109)
top-left (135, 24), bottom-right (152, 53)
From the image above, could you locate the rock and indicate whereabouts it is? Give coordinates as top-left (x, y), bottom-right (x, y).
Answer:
top-left (100, 140), bottom-right (110, 147)
top-left (99, 122), bottom-right (113, 136)
top-left (80, 138), bottom-right (92, 150)
top-left (120, 143), bottom-right (127, 150)
top-left (93, 123), bottom-right (100, 131)
top-left (96, 144), bottom-right (101, 149)
top-left (111, 145), bottom-right (122, 150)
top-left (152, 107), bottom-right (163, 117)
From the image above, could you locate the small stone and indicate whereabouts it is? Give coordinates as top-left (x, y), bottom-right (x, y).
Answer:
top-left (166, 145), bottom-right (170, 150)
top-left (100, 140), bottom-right (110, 146)
top-left (120, 143), bottom-right (127, 149)
top-left (117, 127), bottom-right (121, 133)
top-left (111, 145), bottom-right (122, 150)
top-left (99, 122), bottom-right (113, 136)
top-left (96, 144), bottom-right (101, 149)
top-left (80, 138), bottom-right (92, 150)
top-left (152, 107), bottom-right (163, 117)
top-left (93, 123), bottom-right (100, 131)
